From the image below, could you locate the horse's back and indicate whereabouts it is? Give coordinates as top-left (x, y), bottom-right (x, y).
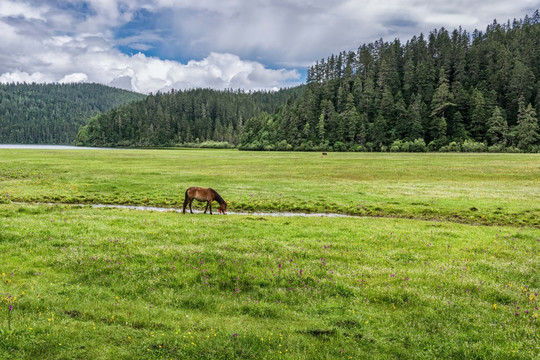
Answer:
top-left (186, 186), bottom-right (212, 201)
top-left (187, 186), bottom-right (206, 194)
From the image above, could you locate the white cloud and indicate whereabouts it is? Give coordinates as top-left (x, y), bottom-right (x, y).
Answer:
top-left (59, 73), bottom-right (89, 83)
top-left (0, 0), bottom-right (537, 92)
top-left (0, 0), bottom-right (48, 20)
top-left (154, 0), bottom-right (539, 66)
top-left (0, 1), bottom-right (300, 93)
top-left (99, 52), bottom-right (300, 93)
top-left (0, 70), bottom-right (53, 83)
top-left (0, 26), bottom-right (300, 93)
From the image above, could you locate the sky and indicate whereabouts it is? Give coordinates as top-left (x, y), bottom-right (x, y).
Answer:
top-left (0, 0), bottom-right (538, 93)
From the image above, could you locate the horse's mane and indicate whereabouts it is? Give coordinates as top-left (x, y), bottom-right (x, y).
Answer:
top-left (210, 188), bottom-right (226, 205)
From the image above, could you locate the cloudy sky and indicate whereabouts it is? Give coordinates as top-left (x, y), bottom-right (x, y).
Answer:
top-left (0, 0), bottom-right (538, 93)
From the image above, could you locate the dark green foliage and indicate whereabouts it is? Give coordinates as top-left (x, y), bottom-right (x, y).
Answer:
top-left (65, 12), bottom-right (540, 152)
top-left (238, 12), bottom-right (540, 152)
top-left (486, 107), bottom-right (508, 145)
top-left (515, 101), bottom-right (539, 150)
top-left (0, 83), bottom-right (144, 144)
top-left (469, 88), bottom-right (488, 142)
top-left (76, 87), bottom-right (304, 147)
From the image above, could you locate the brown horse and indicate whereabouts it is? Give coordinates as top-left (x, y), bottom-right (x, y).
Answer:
top-left (182, 187), bottom-right (227, 214)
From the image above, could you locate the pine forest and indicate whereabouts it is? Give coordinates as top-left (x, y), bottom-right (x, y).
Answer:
top-left (0, 83), bottom-right (144, 144)
top-left (238, 12), bottom-right (540, 152)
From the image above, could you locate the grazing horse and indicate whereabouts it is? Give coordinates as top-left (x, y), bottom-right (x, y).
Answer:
top-left (182, 187), bottom-right (227, 214)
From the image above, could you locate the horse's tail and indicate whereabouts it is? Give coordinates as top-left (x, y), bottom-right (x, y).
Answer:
top-left (182, 189), bottom-right (189, 213)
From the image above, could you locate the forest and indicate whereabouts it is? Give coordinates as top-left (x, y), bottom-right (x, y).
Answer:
top-left (0, 83), bottom-right (144, 144)
top-left (76, 12), bottom-right (540, 152)
top-left (75, 87), bottom-right (304, 147)
top-left (239, 12), bottom-right (540, 152)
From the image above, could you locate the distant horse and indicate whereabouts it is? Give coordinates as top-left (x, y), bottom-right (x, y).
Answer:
top-left (182, 187), bottom-right (227, 214)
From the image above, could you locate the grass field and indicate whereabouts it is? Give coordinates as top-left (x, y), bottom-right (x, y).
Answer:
top-left (0, 149), bottom-right (539, 359)
top-left (0, 149), bottom-right (538, 226)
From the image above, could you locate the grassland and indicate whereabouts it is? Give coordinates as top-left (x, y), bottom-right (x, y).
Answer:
top-left (0, 149), bottom-right (538, 226)
top-left (0, 149), bottom-right (539, 359)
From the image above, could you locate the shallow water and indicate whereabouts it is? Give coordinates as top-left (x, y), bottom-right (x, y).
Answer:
top-left (15, 202), bottom-right (358, 218)
top-left (91, 203), bottom-right (356, 217)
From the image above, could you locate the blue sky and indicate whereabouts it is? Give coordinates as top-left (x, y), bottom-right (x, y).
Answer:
top-left (0, 1), bottom-right (538, 93)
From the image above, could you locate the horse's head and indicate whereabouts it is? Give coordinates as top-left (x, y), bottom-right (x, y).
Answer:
top-left (218, 202), bottom-right (227, 214)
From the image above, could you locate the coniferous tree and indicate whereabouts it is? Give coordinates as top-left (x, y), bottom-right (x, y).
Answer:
top-left (316, 113), bottom-right (326, 143)
top-left (486, 106), bottom-right (509, 145)
top-left (429, 68), bottom-right (454, 142)
top-left (342, 93), bottom-right (359, 142)
top-left (406, 98), bottom-right (424, 141)
top-left (356, 113), bottom-right (368, 145)
top-left (371, 114), bottom-right (388, 150)
top-left (393, 93), bottom-right (408, 139)
top-left (451, 111), bottom-right (468, 142)
top-left (469, 88), bottom-right (488, 142)
top-left (402, 57), bottom-right (416, 101)
top-left (515, 102), bottom-right (539, 150)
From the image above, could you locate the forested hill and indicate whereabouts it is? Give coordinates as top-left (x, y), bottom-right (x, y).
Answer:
top-left (75, 87), bottom-right (305, 147)
top-left (239, 12), bottom-right (540, 152)
top-left (0, 83), bottom-right (145, 144)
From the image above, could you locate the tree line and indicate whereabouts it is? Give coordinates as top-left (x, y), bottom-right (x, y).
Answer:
top-left (76, 87), bottom-right (304, 147)
top-left (8, 12), bottom-right (538, 151)
top-left (239, 12), bottom-right (540, 152)
top-left (0, 83), bottom-right (144, 144)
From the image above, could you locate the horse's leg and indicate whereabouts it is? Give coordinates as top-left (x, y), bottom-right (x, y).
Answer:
top-left (204, 201), bottom-right (209, 214)
top-left (209, 201), bottom-right (213, 214)
top-left (189, 199), bottom-right (194, 214)
top-left (183, 196), bottom-right (189, 214)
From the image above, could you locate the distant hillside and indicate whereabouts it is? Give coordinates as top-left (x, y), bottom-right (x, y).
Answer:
top-left (239, 12), bottom-right (540, 152)
top-left (75, 86), bottom-right (305, 147)
top-left (0, 83), bottom-right (145, 144)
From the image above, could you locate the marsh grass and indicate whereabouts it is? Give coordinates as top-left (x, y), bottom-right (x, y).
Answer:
top-left (0, 204), bottom-right (538, 359)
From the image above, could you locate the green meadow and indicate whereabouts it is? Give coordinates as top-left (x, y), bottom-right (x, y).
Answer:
top-left (0, 149), bottom-right (539, 359)
top-left (0, 149), bottom-right (539, 226)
